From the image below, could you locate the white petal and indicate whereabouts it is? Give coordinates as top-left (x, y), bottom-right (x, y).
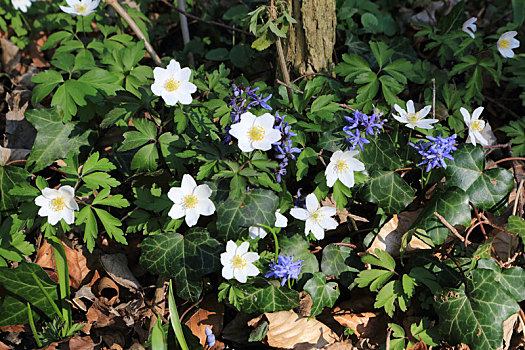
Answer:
top-left (460, 107), bottom-right (471, 124)
top-left (166, 59), bottom-right (181, 74)
top-left (196, 198), bottom-right (215, 216)
top-left (234, 268), bottom-right (247, 283)
top-left (48, 211), bottom-right (62, 226)
top-left (194, 184), bottom-right (212, 199)
top-left (254, 113), bottom-right (276, 131)
top-left (66, 197), bottom-right (79, 211)
top-left (251, 139), bottom-right (273, 151)
top-left (42, 188), bottom-right (59, 199)
top-left (510, 38), bottom-right (520, 49)
top-left (35, 195), bottom-right (48, 207)
top-left (237, 241), bottom-right (250, 256)
top-left (264, 128), bottom-right (283, 145)
top-left (62, 209), bottom-right (75, 225)
top-left (222, 266), bottom-right (234, 280)
top-left (243, 252), bottom-right (260, 264)
top-left (275, 211), bottom-right (287, 228)
top-left (319, 206), bottom-right (336, 217)
top-left (347, 157), bottom-right (365, 171)
top-left (185, 209), bottom-right (200, 227)
top-left (393, 104), bottom-right (406, 118)
top-left (473, 130), bottom-right (488, 146)
top-left (467, 131), bottom-right (477, 146)
top-left (406, 100), bottom-right (415, 114)
top-left (418, 105), bottom-right (432, 118)
top-left (228, 122), bottom-right (246, 140)
top-left (290, 208), bottom-right (308, 221)
top-left (415, 119), bottom-right (438, 129)
top-left (305, 193), bottom-right (319, 212)
top-left (239, 111), bottom-right (257, 126)
top-left (38, 206), bottom-right (50, 217)
top-left (151, 82), bottom-right (164, 97)
top-left (249, 226), bottom-right (264, 239)
top-left (237, 139), bottom-right (255, 153)
top-left (180, 81), bottom-right (197, 94)
top-left (244, 263), bottom-right (260, 277)
top-left (167, 187), bottom-right (184, 204)
top-left (472, 106), bottom-right (484, 121)
top-left (181, 174), bottom-right (197, 194)
top-left (392, 114), bottom-right (408, 124)
top-left (225, 241), bottom-right (238, 255)
top-left (60, 5), bottom-right (79, 15)
top-left (325, 165), bottom-right (337, 188)
top-left (175, 67), bottom-right (192, 82)
top-left (310, 223), bottom-right (325, 240)
top-left (321, 217), bottom-right (338, 230)
top-left (161, 91), bottom-right (180, 106)
top-left (330, 150), bottom-right (343, 163)
top-left (58, 185), bottom-right (75, 199)
top-left (177, 92), bottom-right (193, 105)
top-left (168, 203), bottom-right (185, 220)
top-left (339, 169), bottom-right (355, 188)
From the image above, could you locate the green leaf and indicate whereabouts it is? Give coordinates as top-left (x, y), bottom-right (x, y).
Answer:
top-left (78, 69), bottom-right (122, 96)
top-left (296, 147), bottom-right (317, 181)
top-left (358, 134), bottom-right (403, 172)
top-left (131, 144), bottom-right (159, 172)
top-left (0, 263), bottom-right (59, 326)
top-left (508, 216), bottom-right (525, 246)
top-left (362, 248), bottom-right (396, 271)
top-left (303, 272), bottom-right (340, 317)
top-left (434, 268), bottom-right (520, 350)
top-left (31, 70), bottom-right (64, 104)
top-left (25, 108), bottom-right (91, 173)
top-left (40, 31), bottom-right (73, 50)
top-left (237, 277), bottom-right (300, 313)
top-left (82, 152), bottom-right (116, 175)
top-left (410, 188), bottom-right (471, 245)
top-left (216, 189), bottom-right (278, 241)
top-left (93, 208), bottom-right (127, 245)
top-left (279, 234), bottom-right (319, 278)
top-left (445, 144), bottom-right (514, 210)
top-left (477, 259), bottom-right (525, 302)
top-left (140, 229), bottom-right (221, 301)
top-left (321, 241), bottom-right (361, 285)
top-left (0, 165), bottom-right (32, 212)
top-left (51, 79), bottom-right (98, 118)
top-left (76, 206), bottom-right (97, 252)
top-left (499, 117), bottom-right (525, 156)
top-left (369, 41), bottom-right (393, 68)
top-left (82, 172), bottom-right (120, 189)
top-left (359, 171), bottom-right (414, 214)
top-left (334, 54), bottom-right (371, 82)
top-left (0, 219), bottom-right (34, 263)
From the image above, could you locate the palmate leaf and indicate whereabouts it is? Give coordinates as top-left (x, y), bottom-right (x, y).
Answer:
top-left (444, 144), bottom-right (514, 210)
top-left (359, 170), bottom-right (415, 214)
top-left (303, 272), bottom-right (340, 317)
top-left (25, 108), bottom-right (91, 173)
top-left (140, 229), bottom-right (221, 301)
top-left (0, 263), bottom-right (59, 326)
top-left (410, 188), bottom-right (471, 245)
top-left (434, 269), bottom-right (520, 350)
top-left (237, 277), bottom-right (300, 313)
top-left (216, 189), bottom-right (278, 241)
top-left (0, 165), bottom-right (33, 212)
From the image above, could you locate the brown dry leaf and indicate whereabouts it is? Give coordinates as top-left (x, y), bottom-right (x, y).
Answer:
top-left (365, 209), bottom-right (431, 257)
top-left (0, 340), bottom-right (10, 350)
top-left (0, 147), bottom-right (30, 164)
top-left (2, 93), bottom-right (34, 163)
top-left (322, 342), bottom-right (357, 349)
top-left (0, 38), bottom-right (20, 74)
top-left (100, 254), bottom-right (142, 291)
top-left (248, 310), bottom-right (338, 349)
top-left (333, 309), bottom-right (386, 344)
top-left (0, 325), bottom-right (25, 333)
top-left (85, 299), bottom-right (128, 331)
top-left (297, 291), bottom-right (313, 317)
top-left (96, 276), bottom-right (120, 305)
top-left (34, 239), bottom-right (90, 289)
top-left (66, 336), bottom-right (95, 350)
top-left (499, 313), bottom-right (519, 350)
top-left (321, 195), bottom-right (368, 224)
top-left (407, 341), bottom-right (428, 350)
top-left (184, 295), bottom-right (224, 347)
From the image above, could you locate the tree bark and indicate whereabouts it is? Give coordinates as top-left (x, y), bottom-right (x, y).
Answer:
top-left (284, 0), bottom-right (336, 77)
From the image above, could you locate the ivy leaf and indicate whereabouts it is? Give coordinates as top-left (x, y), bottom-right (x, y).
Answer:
top-left (358, 171), bottom-right (415, 214)
top-left (477, 258), bottom-right (525, 302)
top-left (507, 215), bottom-right (525, 245)
top-left (0, 263), bottom-right (59, 325)
top-left (303, 272), bottom-right (340, 317)
top-left (140, 229), bottom-right (221, 301)
top-left (25, 108), bottom-right (90, 173)
top-left (296, 147), bottom-right (317, 181)
top-left (0, 165), bottom-right (32, 212)
top-left (237, 277), bottom-right (300, 313)
top-left (279, 234), bottom-right (319, 279)
top-left (359, 134), bottom-right (403, 172)
top-left (445, 144), bottom-right (514, 210)
top-left (434, 269), bottom-right (520, 349)
top-left (410, 188), bottom-right (471, 245)
top-left (216, 189), bottom-right (278, 241)
top-left (321, 239), bottom-right (361, 287)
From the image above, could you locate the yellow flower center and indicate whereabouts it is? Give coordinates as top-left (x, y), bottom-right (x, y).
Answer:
top-left (407, 112), bottom-right (421, 123)
top-left (499, 39), bottom-right (510, 49)
top-left (74, 4), bottom-right (87, 13)
top-left (248, 126), bottom-right (265, 141)
top-left (471, 120), bottom-right (483, 131)
top-left (165, 78), bottom-right (181, 92)
top-left (311, 210), bottom-right (323, 224)
top-left (50, 197), bottom-right (66, 212)
top-left (232, 255), bottom-right (247, 269)
top-left (335, 160), bottom-right (348, 173)
top-left (183, 194), bottom-right (198, 209)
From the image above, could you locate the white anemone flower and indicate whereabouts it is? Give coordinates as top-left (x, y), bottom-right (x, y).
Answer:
top-left (497, 31), bottom-right (520, 58)
top-left (220, 241), bottom-right (260, 283)
top-left (393, 100), bottom-right (438, 130)
top-left (229, 112), bottom-right (282, 152)
top-left (249, 209), bottom-right (288, 239)
top-left (12, 0), bottom-right (34, 12)
top-left (60, 0), bottom-right (100, 16)
top-left (151, 59), bottom-right (197, 106)
top-left (167, 174), bottom-right (216, 227)
top-left (35, 186), bottom-right (79, 225)
top-left (462, 17), bottom-right (477, 39)
top-left (325, 150), bottom-right (365, 188)
top-left (460, 106), bottom-right (488, 146)
top-left (290, 193), bottom-right (338, 240)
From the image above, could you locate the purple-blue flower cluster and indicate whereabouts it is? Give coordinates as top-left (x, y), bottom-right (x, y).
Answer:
top-left (273, 112), bottom-right (301, 183)
top-left (205, 327), bottom-right (215, 348)
top-left (409, 134), bottom-right (457, 172)
top-left (223, 84), bottom-right (272, 143)
top-left (343, 109), bottom-right (385, 151)
top-left (265, 255), bottom-right (304, 286)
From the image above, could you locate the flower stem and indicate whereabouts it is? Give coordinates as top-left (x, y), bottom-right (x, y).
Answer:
top-left (259, 224), bottom-right (279, 261)
top-left (405, 129), bottom-right (413, 161)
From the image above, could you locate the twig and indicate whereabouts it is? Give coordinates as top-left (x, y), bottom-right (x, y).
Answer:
top-left (513, 179), bottom-right (524, 217)
top-left (334, 242), bottom-right (357, 249)
top-left (270, 0), bottom-right (292, 101)
top-left (291, 72), bottom-right (336, 83)
top-left (5, 159), bottom-right (27, 166)
top-left (485, 157), bottom-right (525, 169)
top-left (432, 78), bottom-right (436, 119)
top-left (159, 0), bottom-right (253, 36)
top-left (180, 295), bottom-right (204, 322)
top-left (385, 326), bottom-right (392, 350)
top-left (483, 143), bottom-right (511, 149)
top-left (177, 0), bottom-right (194, 66)
top-left (434, 212), bottom-right (470, 245)
top-left (470, 203), bottom-right (487, 239)
top-left (104, 0), bottom-right (163, 66)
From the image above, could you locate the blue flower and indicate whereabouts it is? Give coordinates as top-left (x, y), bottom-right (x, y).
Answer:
top-left (345, 129), bottom-right (370, 151)
top-left (265, 255), bottom-right (304, 286)
top-left (205, 327), bottom-right (215, 348)
top-left (410, 134), bottom-right (457, 172)
top-left (249, 93), bottom-right (273, 110)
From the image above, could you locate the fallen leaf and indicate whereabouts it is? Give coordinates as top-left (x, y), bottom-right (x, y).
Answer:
top-left (66, 335), bottom-right (95, 350)
top-left (500, 313), bottom-right (518, 350)
top-left (322, 342), bottom-right (356, 349)
top-left (73, 284), bottom-right (96, 311)
top-left (100, 254), bottom-right (142, 291)
top-left (407, 341), bottom-right (428, 350)
top-left (333, 309), bottom-right (387, 344)
top-left (248, 311), bottom-right (338, 349)
top-left (297, 291), bottom-right (313, 317)
top-left (184, 295), bottom-right (224, 347)
top-left (321, 195), bottom-right (368, 223)
top-left (0, 340), bottom-right (10, 350)
top-left (96, 276), bottom-right (120, 305)
top-left (366, 209), bottom-right (431, 257)
top-left (0, 38), bottom-right (20, 74)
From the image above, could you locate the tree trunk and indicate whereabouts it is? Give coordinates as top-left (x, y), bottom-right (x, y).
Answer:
top-left (284, 0), bottom-right (336, 77)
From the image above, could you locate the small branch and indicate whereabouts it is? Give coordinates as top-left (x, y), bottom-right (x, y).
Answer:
top-left (177, 0), bottom-right (194, 66)
top-left (483, 143), bottom-right (511, 149)
top-left (434, 212), bottom-right (470, 245)
top-left (432, 78), bottom-right (436, 119)
top-left (334, 242), bottom-right (357, 249)
top-left (485, 157), bottom-right (525, 170)
top-left (270, 0), bottom-right (292, 101)
top-left (5, 159), bottom-right (27, 166)
top-left (104, 0), bottom-right (163, 67)
top-left (470, 203), bottom-right (487, 239)
top-left (159, 0), bottom-right (254, 36)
